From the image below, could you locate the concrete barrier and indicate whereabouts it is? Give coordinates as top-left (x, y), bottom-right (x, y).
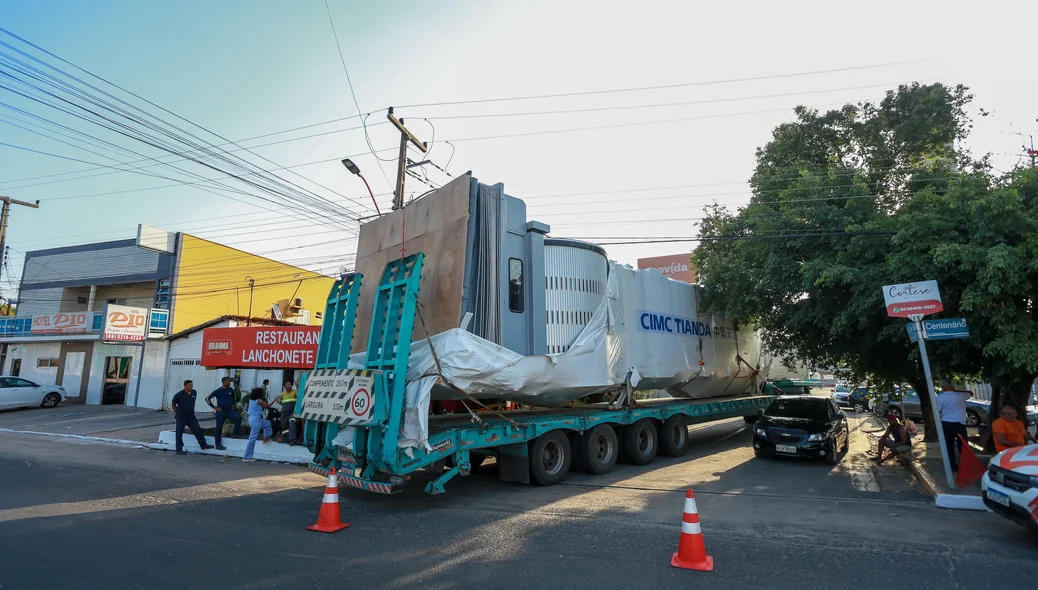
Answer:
top-left (156, 430), bottom-right (313, 464)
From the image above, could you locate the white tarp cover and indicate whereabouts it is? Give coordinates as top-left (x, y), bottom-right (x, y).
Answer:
top-left (348, 262), bottom-right (762, 451)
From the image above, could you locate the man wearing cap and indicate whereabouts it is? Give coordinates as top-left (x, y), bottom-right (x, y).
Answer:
top-left (874, 413), bottom-right (912, 463)
top-left (206, 376), bottom-right (241, 450)
top-left (937, 379), bottom-right (971, 471)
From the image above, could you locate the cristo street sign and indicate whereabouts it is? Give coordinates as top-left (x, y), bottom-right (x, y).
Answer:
top-left (882, 280), bottom-right (943, 318)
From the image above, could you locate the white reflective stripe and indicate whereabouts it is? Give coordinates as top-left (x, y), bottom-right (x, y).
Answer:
top-left (681, 521), bottom-right (702, 535)
top-left (323, 493), bottom-right (339, 503)
top-left (684, 498), bottom-right (698, 515)
top-left (326, 474), bottom-right (337, 487)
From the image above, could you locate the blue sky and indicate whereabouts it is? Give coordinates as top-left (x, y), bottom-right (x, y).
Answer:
top-left (1, 0), bottom-right (1035, 298)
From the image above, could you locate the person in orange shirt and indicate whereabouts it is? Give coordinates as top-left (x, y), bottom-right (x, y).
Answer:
top-left (991, 405), bottom-right (1036, 453)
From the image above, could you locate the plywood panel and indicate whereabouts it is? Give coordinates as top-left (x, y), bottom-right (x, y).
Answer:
top-left (351, 174), bottom-right (472, 353)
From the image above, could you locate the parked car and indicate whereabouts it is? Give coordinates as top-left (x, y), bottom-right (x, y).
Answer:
top-left (832, 386), bottom-right (871, 413)
top-left (752, 396), bottom-right (849, 465)
top-left (0, 377), bottom-right (64, 410)
top-left (982, 443), bottom-right (1038, 535)
top-left (874, 391), bottom-right (987, 426)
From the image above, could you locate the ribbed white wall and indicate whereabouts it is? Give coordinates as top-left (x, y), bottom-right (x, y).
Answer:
top-left (544, 242), bottom-right (608, 354)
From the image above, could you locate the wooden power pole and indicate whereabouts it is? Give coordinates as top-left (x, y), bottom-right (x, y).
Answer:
top-left (386, 107), bottom-right (428, 210)
top-left (0, 196), bottom-right (40, 282)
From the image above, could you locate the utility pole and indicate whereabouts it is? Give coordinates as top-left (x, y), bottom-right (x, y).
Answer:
top-left (245, 276), bottom-right (255, 326)
top-left (0, 196), bottom-right (40, 282)
top-left (386, 107), bottom-right (428, 210)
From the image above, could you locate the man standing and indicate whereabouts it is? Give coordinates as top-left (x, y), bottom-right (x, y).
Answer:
top-left (261, 379), bottom-right (270, 399)
top-left (206, 376), bottom-right (241, 451)
top-left (171, 380), bottom-right (213, 455)
top-left (937, 379), bottom-right (971, 471)
top-left (272, 380), bottom-right (298, 445)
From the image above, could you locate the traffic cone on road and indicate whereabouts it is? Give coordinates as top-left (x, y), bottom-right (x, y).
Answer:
top-left (671, 488), bottom-right (713, 571)
top-left (307, 467), bottom-right (350, 533)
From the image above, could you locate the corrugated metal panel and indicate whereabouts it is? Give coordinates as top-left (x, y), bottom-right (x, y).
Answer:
top-left (22, 245), bottom-right (163, 286)
top-left (544, 243), bottom-right (607, 354)
top-left (15, 287), bottom-right (65, 316)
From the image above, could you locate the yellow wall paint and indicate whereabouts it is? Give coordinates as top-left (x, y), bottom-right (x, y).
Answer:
top-left (170, 234), bottom-right (335, 333)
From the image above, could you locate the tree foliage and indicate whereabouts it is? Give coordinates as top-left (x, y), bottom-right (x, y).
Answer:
top-left (692, 83), bottom-right (1037, 438)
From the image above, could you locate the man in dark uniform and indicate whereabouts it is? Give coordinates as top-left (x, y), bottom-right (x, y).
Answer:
top-left (206, 376), bottom-right (241, 451)
top-left (171, 380), bottom-right (213, 455)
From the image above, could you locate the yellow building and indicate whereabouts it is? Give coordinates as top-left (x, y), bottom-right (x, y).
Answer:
top-left (170, 234), bottom-right (334, 333)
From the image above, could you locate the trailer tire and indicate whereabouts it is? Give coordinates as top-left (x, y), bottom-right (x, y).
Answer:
top-left (529, 430), bottom-right (571, 486)
top-left (577, 424), bottom-right (619, 475)
top-left (658, 415), bottom-right (689, 457)
top-left (623, 419), bottom-right (658, 465)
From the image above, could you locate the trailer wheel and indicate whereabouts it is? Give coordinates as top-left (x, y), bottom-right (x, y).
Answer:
top-left (623, 419), bottom-right (658, 465)
top-left (658, 415), bottom-right (689, 457)
top-left (529, 431), bottom-right (571, 486)
top-left (577, 424), bottom-right (619, 474)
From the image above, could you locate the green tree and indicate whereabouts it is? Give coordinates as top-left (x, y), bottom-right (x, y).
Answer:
top-left (693, 83), bottom-right (1037, 440)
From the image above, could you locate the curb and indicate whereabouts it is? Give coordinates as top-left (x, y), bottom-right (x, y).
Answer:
top-left (906, 459), bottom-right (939, 500)
top-left (935, 494), bottom-right (988, 511)
top-left (0, 427), bottom-right (165, 449)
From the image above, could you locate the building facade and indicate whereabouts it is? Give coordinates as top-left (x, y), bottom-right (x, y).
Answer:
top-left (0, 226), bottom-right (335, 409)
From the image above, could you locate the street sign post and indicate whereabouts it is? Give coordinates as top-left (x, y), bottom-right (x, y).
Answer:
top-left (883, 280), bottom-right (955, 490)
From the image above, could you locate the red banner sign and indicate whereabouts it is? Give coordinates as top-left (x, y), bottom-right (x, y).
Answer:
top-left (201, 326), bottom-right (321, 369)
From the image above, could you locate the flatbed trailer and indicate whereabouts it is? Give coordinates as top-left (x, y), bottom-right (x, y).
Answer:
top-left (297, 253), bottom-right (773, 495)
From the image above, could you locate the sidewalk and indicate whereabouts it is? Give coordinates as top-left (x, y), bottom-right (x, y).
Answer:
top-left (0, 404), bottom-right (312, 463)
top-left (0, 404), bottom-right (194, 442)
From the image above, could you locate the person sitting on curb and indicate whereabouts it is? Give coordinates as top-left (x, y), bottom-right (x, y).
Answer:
top-left (991, 404), bottom-right (1036, 453)
top-left (243, 387), bottom-right (274, 462)
top-left (873, 413), bottom-right (912, 463)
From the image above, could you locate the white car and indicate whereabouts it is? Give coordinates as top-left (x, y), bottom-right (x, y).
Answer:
top-left (982, 443), bottom-right (1038, 535)
top-left (0, 376), bottom-right (65, 409)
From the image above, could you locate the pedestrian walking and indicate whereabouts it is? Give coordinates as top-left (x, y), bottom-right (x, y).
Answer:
top-left (243, 387), bottom-right (273, 462)
top-left (992, 404), bottom-right (1036, 453)
top-left (272, 380), bottom-right (299, 445)
top-left (205, 376), bottom-right (241, 450)
top-left (171, 380), bottom-right (213, 455)
top-left (937, 379), bottom-right (971, 471)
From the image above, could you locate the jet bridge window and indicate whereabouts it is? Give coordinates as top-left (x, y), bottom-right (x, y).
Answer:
top-left (508, 258), bottom-right (524, 313)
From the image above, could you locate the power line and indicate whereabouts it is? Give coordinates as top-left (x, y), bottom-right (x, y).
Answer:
top-left (395, 60), bottom-right (925, 108)
top-left (408, 81), bottom-right (915, 120)
top-left (0, 32), bottom-right (363, 228)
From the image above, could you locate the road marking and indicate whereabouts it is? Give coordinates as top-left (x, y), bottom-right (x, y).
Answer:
top-left (0, 471), bottom-right (319, 523)
top-left (848, 462), bottom-right (881, 492)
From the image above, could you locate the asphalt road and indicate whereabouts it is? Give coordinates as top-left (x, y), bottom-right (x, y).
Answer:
top-left (2, 413), bottom-right (1035, 590)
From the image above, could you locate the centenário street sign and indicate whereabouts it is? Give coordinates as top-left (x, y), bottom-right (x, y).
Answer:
top-left (882, 280), bottom-right (943, 318)
top-left (906, 318), bottom-right (969, 342)
top-left (922, 317), bottom-right (969, 340)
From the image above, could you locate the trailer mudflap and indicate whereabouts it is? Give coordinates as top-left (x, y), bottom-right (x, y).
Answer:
top-left (496, 442), bottom-right (530, 485)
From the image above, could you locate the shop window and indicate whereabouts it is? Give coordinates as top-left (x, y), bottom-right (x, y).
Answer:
top-left (36, 357), bottom-right (60, 368)
top-left (508, 258), bottom-right (524, 313)
top-left (107, 298), bottom-right (127, 305)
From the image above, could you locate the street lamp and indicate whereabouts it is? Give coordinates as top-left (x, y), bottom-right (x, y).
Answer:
top-left (341, 158), bottom-right (381, 216)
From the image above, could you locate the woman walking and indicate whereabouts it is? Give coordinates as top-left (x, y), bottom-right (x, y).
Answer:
top-left (243, 387), bottom-right (273, 462)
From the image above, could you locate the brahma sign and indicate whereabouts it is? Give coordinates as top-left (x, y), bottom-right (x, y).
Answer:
top-left (201, 326), bottom-right (321, 369)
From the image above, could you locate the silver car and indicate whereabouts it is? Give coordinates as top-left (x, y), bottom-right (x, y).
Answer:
top-left (879, 391), bottom-right (1037, 429)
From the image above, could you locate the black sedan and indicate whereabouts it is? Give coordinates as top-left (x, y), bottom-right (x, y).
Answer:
top-left (752, 396), bottom-right (849, 465)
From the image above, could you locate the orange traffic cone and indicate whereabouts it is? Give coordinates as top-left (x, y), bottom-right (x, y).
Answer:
top-left (671, 488), bottom-right (713, 571)
top-left (307, 467), bottom-right (350, 533)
